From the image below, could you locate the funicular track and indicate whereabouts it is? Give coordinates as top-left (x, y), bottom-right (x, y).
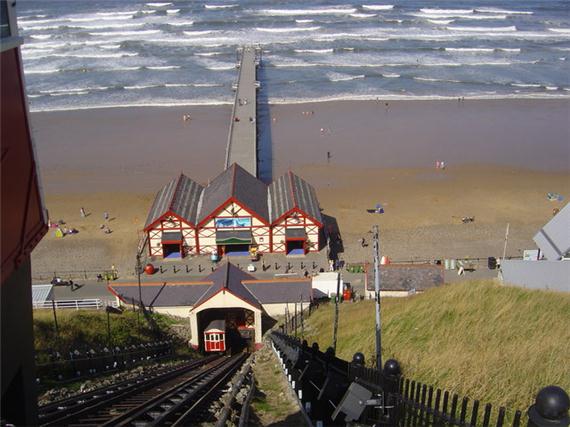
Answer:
top-left (39, 353), bottom-right (248, 426)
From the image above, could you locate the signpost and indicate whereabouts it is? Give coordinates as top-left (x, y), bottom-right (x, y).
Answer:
top-left (372, 225), bottom-right (382, 370)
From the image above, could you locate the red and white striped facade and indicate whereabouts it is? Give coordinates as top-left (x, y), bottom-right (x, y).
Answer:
top-left (144, 164), bottom-right (323, 258)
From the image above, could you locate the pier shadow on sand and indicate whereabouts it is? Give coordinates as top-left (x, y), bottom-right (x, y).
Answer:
top-left (256, 61), bottom-right (273, 183)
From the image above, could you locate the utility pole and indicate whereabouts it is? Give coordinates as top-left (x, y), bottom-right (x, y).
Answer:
top-left (332, 270), bottom-right (341, 353)
top-left (372, 225), bottom-right (382, 370)
top-left (136, 253), bottom-right (142, 337)
top-left (51, 299), bottom-right (59, 344)
top-left (501, 223), bottom-right (510, 264)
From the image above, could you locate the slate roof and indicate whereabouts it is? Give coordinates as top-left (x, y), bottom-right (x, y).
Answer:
top-left (365, 264), bottom-right (444, 291)
top-left (145, 174), bottom-right (204, 230)
top-left (110, 263), bottom-right (314, 311)
top-left (197, 163), bottom-right (269, 225)
top-left (205, 319), bottom-right (225, 332)
top-left (268, 171), bottom-right (323, 225)
top-left (192, 262), bottom-right (262, 310)
top-left (243, 280), bottom-right (312, 304)
top-left (110, 283), bottom-right (211, 307)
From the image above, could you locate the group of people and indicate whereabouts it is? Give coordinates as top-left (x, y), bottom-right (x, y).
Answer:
top-left (80, 207), bottom-right (113, 234)
top-left (435, 160), bottom-right (446, 170)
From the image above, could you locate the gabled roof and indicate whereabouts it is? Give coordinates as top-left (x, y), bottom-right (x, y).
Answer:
top-left (197, 163), bottom-right (269, 225)
top-left (268, 171), bottom-right (323, 225)
top-left (533, 202), bottom-right (570, 261)
top-left (145, 174), bottom-right (204, 230)
top-left (192, 262), bottom-right (262, 310)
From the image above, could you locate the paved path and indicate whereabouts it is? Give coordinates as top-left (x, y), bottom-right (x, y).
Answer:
top-left (225, 46), bottom-right (259, 176)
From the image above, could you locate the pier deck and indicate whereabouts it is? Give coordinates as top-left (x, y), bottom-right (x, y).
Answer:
top-left (225, 46), bottom-right (259, 177)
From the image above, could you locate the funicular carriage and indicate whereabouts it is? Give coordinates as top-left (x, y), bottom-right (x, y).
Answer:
top-left (204, 320), bottom-right (226, 353)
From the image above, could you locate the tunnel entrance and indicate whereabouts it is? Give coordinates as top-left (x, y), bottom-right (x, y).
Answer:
top-left (198, 308), bottom-right (255, 354)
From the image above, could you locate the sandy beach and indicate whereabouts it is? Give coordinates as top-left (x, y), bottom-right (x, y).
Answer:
top-left (30, 99), bottom-right (569, 279)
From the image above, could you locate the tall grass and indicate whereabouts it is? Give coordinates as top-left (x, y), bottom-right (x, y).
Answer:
top-left (303, 280), bottom-right (570, 412)
top-left (33, 309), bottom-right (178, 355)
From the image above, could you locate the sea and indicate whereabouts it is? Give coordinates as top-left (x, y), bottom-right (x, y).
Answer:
top-left (16, 0), bottom-right (570, 112)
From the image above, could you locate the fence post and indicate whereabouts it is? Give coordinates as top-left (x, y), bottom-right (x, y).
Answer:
top-left (527, 386), bottom-right (569, 427)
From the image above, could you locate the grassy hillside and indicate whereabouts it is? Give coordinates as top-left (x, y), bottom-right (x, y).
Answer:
top-left (33, 309), bottom-right (181, 356)
top-left (303, 280), bottom-right (570, 412)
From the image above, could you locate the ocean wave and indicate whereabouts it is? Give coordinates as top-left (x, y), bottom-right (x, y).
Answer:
top-left (206, 65), bottom-right (235, 70)
top-left (67, 16), bottom-right (134, 22)
top-left (413, 77), bottom-right (462, 83)
top-left (68, 22), bottom-right (144, 29)
top-left (23, 41), bottom-right (66, 49)
top-left (49, 91), bottom-right (89, 97)
top-left (141, 10), bottom-right (156, 14)
top-left (125, 84), bottom-right (162, 90)
top-left (51, 52), bottom-right (139, 58)
top-left (548, 28), bottom-right (570, 34)
top-left (40, 86), bottom-right (109, 94)
top-left (167, 9), bottom-right (180, 14)
top-left (164, 82), bottom-right (223, 88)
top-left (545, 86), bottom-right (558, 90)
top-left (427, 19), bottom-right (454, 25)
top-left (552, 47), bottom-right (570, 51)
top-left (497, 48), bottom-right (521, 53)
top-left (294, 49), bottom-right (334, 54)
top-left (146, 3), bottom-right (172, 7)
top-left (146, 65), bottom-right (181, 70)
top-left (256, 26), bottom-right (321, 33)
top-left (475, 7), bottom-right (532, 15)
top-left (26, 68), bottom-right (61, 74)
top-left (256, 7), bottom-right (357, 16)
top-left (89, 30), bottom-right (161, 36)
top-left (511, 83), bottom-right (541, 88)
top-left (169, 21), bottom-right (194, 26)
top-left (296, 19), bottom-right (314, 23)
top-left (350, 13), bottom-right (376, 18)
top-left (20, 24), bottom-right (61, 30)
top-left (382, 73), bottom-right (400, 78)
top-left (195, 52), bottom-right (224, 56)
top-left (420, 8), bottom-right (473, 14)
top-left (102, 66), bottom-right (142, 72)
top-left (97, 11), bottom-right (139, 16)
top-left (30, 34), bottom-right (52, 40)
top-left (183, 30), bottom-right (217, 36)
top-left (447, 26), bottom-right (517, 32)
top-left (327, 72), bottom-right (365, 82)
top-left (99, 44), bottom-right (121, 49)
top-left (412, 12), bottom-right (506, 20)
top-left (362, 5), bottom-right (394, 11)
top-left (205, 4), bottom-right (238, 9)
top-left (445, 47), bottom-right (494, 53)
top-left (29, 99), bottom-right (234, 113)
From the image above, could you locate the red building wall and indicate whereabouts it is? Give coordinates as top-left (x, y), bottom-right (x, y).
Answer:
top-left (1, 48), bottom-right (47, 284)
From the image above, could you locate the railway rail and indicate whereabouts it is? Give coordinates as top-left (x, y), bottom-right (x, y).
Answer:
top-left (39, 353), bottom-right (247, 426)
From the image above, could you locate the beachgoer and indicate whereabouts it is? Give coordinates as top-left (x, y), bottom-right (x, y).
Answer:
top-left (320, 127), bottom-right (325, 135)
top-left (441, 160), bottom-right (446, 169)
top-left (104, 211), bottom-right (109, 221)
top-left (80, 207), bottom-right (86, 218)
top-left (234, 116), bottom-right (240, 122)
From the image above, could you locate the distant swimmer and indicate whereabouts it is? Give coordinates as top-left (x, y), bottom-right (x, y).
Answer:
top-left (182, 114), bottom-right (191, 122)
top-left (320, 127), bottom-right (325, 135)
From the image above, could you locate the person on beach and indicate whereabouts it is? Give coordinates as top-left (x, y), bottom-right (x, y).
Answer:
top-left (104, 211), bottom-right (109, 221)
top-left (80, 207), bottom-right (86, 218)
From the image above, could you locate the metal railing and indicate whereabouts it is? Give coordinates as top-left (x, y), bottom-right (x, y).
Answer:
top-left (33, 299), bottom-right (118, 310)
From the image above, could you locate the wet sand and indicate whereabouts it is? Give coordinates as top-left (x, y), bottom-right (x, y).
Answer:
top-left (30, 99), bottom-right (570, 278)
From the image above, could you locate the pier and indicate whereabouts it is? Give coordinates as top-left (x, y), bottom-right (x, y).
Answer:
top-left (225, 46), bottom-right (261, 177)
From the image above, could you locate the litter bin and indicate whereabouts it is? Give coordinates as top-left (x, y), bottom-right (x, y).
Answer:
top-left (488, 257), bottom-right (497, 270)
